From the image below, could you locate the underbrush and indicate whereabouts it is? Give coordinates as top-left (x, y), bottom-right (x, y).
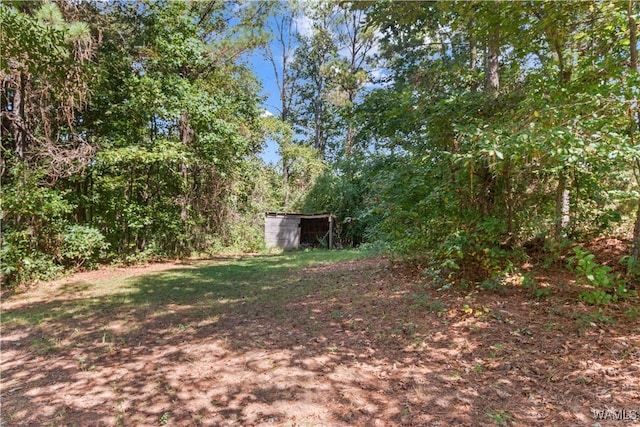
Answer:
top-left (402, 236), bottom-right (639, 309)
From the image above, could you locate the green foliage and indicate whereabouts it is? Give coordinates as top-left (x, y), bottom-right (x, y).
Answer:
top-left (575, 309), bottom-right (615, 334)
top-left (280, 142), bottom-right (326, 210)
top-left (2, 0), bottom-right (639, 290)
top-left (74, 1), bottom-right (269, 258)
top-left (569, 246), bottom-right (616, 287)
top-left (159, 412), bottom-right (170, 425)
top-left (1, 0), bottom-right (273, 287)
top-left (523, 275), bottom-right (551, 299)
top-left (0, 3), bottom-right (68, 70)
top-left (486, 410), bottom-right (514, 426)
top-left (302, 156), bottom-right (379, 246)
top-left (626, 307), bottom-right (640, 319)
top-left (1, 168), bottom-right (73, 287)
top-left (1, 246), bottom-right (64, 289)
top-left (61, 225), bottom-right (109, 268)
top-left (568, 247), bottom-right (637, 305)
top-left (344, 0), bottom-right (640, 280)
top-left (620, 255), bottom-right (640, 279)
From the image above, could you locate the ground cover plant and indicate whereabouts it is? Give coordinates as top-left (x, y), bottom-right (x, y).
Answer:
top-left (2, 247), bottom-right (638, 426)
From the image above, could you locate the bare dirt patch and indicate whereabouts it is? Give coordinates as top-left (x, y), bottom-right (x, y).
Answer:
top-left (1, 254), bottom-right (639, 426)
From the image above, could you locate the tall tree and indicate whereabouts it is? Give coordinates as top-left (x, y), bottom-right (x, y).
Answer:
top-left (331, 5), bottom-right (376, 157)
top-left (86, 0), bottom-right (268, 255)
top-left (352, 0), bottom-right (638, 272)
top-left (265, 1), bottom-right (299, 124)
top-left (289, 1), bottom-right (376, 159)
top-left (629, 0), bottom-right (640, 263)
top-left (1, 1), bottom-right (95, 177)
top-left (290, 1), bottom-right (340, 157)
top-left (263, 0), bottom-right (302, 205)
top-left (1, 1), bottom-right (99, 286)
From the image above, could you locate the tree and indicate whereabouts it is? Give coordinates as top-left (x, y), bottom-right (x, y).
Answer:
top-left (629, 0), bottom-right (640, 264)
top-left (1, 1), bottom-right (95, 176)
top-left (289, 1), bottom-right (340, 157)
top-left (351, 0), bottom-right (639, 276)
top-left (86, 0), bottom-right (268, 255)
top-left (1, 0), bottom-right (273, 286)
top-left (288, 1), bottom-right (376, 160)
top-left (264, 1), bottom-right (300, 124)
top-left (263, 1), bottom-right (302, 205)
top-left (1, 1), bottom-right (98, 286)
top-left (330, 4), bottom-right (376, 157)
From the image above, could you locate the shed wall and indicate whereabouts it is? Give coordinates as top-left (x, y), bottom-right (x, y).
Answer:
top-left (265, 216), bottom-right (300, 249)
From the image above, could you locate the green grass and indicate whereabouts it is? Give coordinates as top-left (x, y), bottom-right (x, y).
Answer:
top-left (486, 409), bottom-right (514, 426)
top-left (3, 249), bottom-right (374, 328)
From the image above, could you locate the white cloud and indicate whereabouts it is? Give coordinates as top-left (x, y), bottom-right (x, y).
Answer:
top-left (293, 13), bottom-right (314, 38)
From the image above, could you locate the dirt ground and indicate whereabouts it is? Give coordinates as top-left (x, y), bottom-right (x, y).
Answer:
top-left (1, 244), bottom-right (639, 426)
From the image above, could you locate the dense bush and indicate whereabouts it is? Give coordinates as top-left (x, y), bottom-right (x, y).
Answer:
top-left (1, 168), bottom-right (72, 288)
top-left (301, 157), bottom-right (382, 247)
top-left (61, 225), bottom-right (109, 267)
top-left (1, 242), bottom-right (64, 288)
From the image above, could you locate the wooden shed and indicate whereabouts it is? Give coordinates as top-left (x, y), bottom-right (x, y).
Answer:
top-left (264, 212), bottom-right (334, 249)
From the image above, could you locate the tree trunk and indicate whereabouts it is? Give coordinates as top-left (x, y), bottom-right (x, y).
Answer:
top-left (283, 159), bottom-right (289, 207)
top-left (179, 111), bottom-right (194, 223)
top-left (469, 18), bottom-right (478, 91)
top-left (314, 91), bottom-right (325, 155)
top-left (470, 33), bottom-right (477, 72)
top-left (629, 0), bottom-right (640, 261)
top-left (555, 173), bottom-right (570, 239)
top-left (13, 71), bottom-right (27, 159)
top-left (477, 18), bottom-right (500, 215)
top-left (75, 178), bottom-right (87, 223)
top-left (549, 24), bottom-right (573, 241)
top-left (345, 124), bottom-right (354, 157)
top-left (633, 199), bottom-right (640, 261)
top-left (485, 24), bottom-right (500, 99)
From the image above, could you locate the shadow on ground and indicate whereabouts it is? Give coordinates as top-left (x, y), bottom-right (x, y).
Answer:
top-left (1, 252), bottom-right (639, 426)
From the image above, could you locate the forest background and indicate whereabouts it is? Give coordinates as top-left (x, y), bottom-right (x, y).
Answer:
top-left (1, 0), bottom-right (639, 293)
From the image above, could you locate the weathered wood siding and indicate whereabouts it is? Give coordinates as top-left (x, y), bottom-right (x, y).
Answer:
top-left (265, 216), bottom-right (300, 249)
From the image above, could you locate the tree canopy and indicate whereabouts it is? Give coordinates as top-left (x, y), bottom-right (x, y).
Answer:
top-left (1, 0), bottom-right (639, 290)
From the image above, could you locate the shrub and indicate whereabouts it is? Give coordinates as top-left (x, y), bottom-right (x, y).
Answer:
top-left (568, 246), bottom-right (638, 305)
top-left (61, 225), bottom-right (109, 268)
top-left (1, 241), bottom-right (63, 288)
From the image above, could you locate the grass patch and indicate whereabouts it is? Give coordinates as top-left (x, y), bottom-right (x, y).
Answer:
top-left (2, 249), bottom-right (374, 328)
top-left (486, 409), bottom-right (514, 426)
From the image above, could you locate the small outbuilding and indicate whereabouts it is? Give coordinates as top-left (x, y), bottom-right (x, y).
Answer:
top-left (264, 212), bottom-right (334, 249)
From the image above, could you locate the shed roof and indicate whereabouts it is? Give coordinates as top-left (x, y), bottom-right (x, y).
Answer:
top-left (265, 212), bottom-right (333, 219)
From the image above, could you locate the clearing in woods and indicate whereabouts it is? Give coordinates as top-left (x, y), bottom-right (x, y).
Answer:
top-left (1, 244), bottom-right (639, 426)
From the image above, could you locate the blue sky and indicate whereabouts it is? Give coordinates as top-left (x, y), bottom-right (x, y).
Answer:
top-left (244, 5), bottom-right (380, 166)
top-left (249, 51), bottom-right (282, 165)
top-left (243, 7), bottom-right (316, 166)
